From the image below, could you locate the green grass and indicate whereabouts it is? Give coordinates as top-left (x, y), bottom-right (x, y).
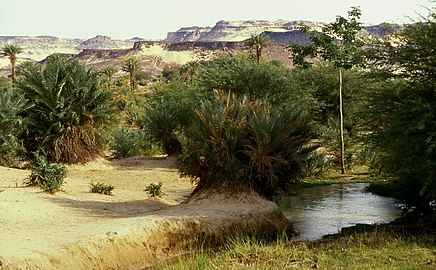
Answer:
top-left (293, 169), bottom-right (385, 189)
top-left (152, 232), bottom-right (436, 270)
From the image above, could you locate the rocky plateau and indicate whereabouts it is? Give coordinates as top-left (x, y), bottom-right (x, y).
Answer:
top-left (0, 19), bottom-right (396, 74)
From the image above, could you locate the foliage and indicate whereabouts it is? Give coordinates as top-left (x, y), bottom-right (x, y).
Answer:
top-left (122, 57), bottom-right (139, 91)
top-left (111, 127), bottom-right (161, 159)
top-left (288, 6), bottom-right (364, 69)
top-left (178, 92), bottom-right (316, 198)
top-left (142, 81), bottom-right (202, 156)
top-left (89, 181), bottom-right (114, 195)
top-left (0, 78), bottom-right (27, 166)
top-left (99, 66), bottom-right (117, 89)
top-left (361, 10), bottom-right (436, 209)
top-left (135, 70), bottom-right (152, 86)
top-left (17, 55), bottom-right (113, 164)
top-left (245, 33), bottom-right (270, 64)
top-left (288, 7), bottom-right (366, 174)
top-left (111, 84), bottom-right (148, 126)
top-left (144, 182), bottom-right (163, 197)
top-left (154, 233), bottom-right (436, 270)
top-left (289, 64), bottom-right (376, 170)
top-left (1, 43), bottom-right (23, 83)
top-left (26, 152), bottom-right (67, 193)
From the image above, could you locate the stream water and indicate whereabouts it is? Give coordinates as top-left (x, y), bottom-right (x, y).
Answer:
top-left (279, 183), bottom-right (402, 240)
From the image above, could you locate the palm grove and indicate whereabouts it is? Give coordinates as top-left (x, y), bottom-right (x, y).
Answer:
top-left (0, 8), bottom-right (434, 212)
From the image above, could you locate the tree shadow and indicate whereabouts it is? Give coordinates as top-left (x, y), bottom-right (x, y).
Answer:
top-left (47, 196), bottom-right (174, 218)
top-left (110, 156), bottom-right (178, 172)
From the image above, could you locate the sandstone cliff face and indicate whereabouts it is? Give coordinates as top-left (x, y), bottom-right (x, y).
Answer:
top-left (165, 20), bottom-right (398, 44)
top-left (0, 35), bottom-right (134, 66)
top-left (166, 20), bottom-right (326, 42)
top-left (166, 27), bottom-right (212, 42)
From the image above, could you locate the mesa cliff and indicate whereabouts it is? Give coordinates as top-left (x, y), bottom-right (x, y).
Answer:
top-left (0, 19), bottom-right (397, 73)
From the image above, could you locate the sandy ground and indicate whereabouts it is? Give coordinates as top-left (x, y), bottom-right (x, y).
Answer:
top-left (0, 156), bottom-right (290, 269)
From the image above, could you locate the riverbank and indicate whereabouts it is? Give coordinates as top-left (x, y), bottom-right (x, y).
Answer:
top-left (153, 229), bottom-right (436, 269)
top-left (0, 156), bottom-right (292, 269)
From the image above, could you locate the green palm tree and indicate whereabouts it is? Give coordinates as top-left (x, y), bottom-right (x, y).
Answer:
top-left (100, 66), bottom-right (117, 90)
top-left (1, 43), bottom-right (23, 83)
top-left (17, 55), bottom-right (113, 164)
top-left (245, 33), bottom-right (270, 64)
top-left (122, 57), bottom-right (139, 91)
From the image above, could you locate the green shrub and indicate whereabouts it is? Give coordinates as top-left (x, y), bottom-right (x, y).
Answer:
top-left (144, 182), bottom-right (163, 197)
top-left (26, 153), bottom-right (67, 193)
top-left (111, 127), bottom-right (143, 158)
top-left (89, 182), bottom-right (114, 195)
top-left (142, 81), bottom-right (201, 156)
top-left (111, 127), bottom-right (162, 159)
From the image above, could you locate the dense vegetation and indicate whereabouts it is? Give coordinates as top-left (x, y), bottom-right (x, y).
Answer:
top-left (0, 8), bottom-right (434, 211)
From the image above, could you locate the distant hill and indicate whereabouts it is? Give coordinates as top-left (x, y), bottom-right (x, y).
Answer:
top-left (0, 20), bottom-right (398, 74)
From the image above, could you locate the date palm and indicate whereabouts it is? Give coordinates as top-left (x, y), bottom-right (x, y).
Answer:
top-left (17, 55), bottom-right (113, 163)
top-left (1, 43), bottom-right (23, 83)
top-left (245, 33), bottom-right (270, 64)
top-left (122, 57), bottom-right (139, 91)
top-left (100, 66), bottom-right (117, 90)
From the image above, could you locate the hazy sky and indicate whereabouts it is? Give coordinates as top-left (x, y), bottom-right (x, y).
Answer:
top-left (0, 0), bottom-right (432, 40)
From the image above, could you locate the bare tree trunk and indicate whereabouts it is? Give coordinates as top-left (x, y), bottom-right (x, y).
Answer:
top-left (339, 68), bottom-right (345, 174)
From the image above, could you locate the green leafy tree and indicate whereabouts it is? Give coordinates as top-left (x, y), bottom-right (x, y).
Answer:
top-left (122, 57), bottom-right (139, 91)
top-left (142, 81), bottom-right (202, 155)
top-left (1, 43), bottom-right (23, 83)
top-left (17, 55), bottom-right (113, 163)
top-left (245, 33), bottom-right (270, 64)
top-left (362, 10), bottom-right (436, 209)
top-left (288, 7), bottom-right (365, 174)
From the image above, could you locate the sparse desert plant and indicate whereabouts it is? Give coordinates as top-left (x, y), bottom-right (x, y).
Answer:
top-left (17, 55), bottom-right (113, 164)
top-left (89, 182), bottom-right (114, 195)
top-left (144, 182), bottom-right (163, 197)
top-left (26, 152), bottom-right (67, 194)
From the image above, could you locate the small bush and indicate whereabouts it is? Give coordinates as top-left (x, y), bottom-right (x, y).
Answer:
top-left (26, 153), bottom-right (67, 193)
top-left (144, 182), bottom-right (163, 197)
top-left (89, 182), bottom-right (114, 195)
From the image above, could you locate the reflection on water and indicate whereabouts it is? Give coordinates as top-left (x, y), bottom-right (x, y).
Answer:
top-left (279, 183), bottom-right (402, 240)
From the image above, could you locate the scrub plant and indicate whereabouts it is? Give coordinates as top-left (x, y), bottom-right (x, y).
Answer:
top-left (26, 152), bottom-right (67, 194)
top-left (89, 182), bottom-right (115, 195)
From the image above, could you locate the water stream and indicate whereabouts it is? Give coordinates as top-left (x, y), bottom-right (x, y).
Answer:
top-left (279, 183), bottom-right (402, 240)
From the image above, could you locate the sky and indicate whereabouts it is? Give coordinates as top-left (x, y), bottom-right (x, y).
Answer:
top-left (0, 0), bottom-right (433, 40)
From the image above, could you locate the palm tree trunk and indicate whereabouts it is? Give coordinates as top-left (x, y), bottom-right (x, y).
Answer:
top-left (12, 64), bottom-right (16, 83)
top-left (339, 67), bottom-right (345, 174)
top-left (11, 58), bottom-right (16, 83)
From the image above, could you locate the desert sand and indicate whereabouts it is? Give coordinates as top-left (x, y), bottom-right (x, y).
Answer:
top-left (0, 156), bottom-right (291, 269)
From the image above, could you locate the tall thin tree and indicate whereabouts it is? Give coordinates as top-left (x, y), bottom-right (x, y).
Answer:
top-left (122, 57), bottom-right (139, 91)
top-left (245, 33), bottom-right (270, 65)
top-left (288, 7), bottom-right (364, 174)
top-left (1, 43), bottom-right (23, 83)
